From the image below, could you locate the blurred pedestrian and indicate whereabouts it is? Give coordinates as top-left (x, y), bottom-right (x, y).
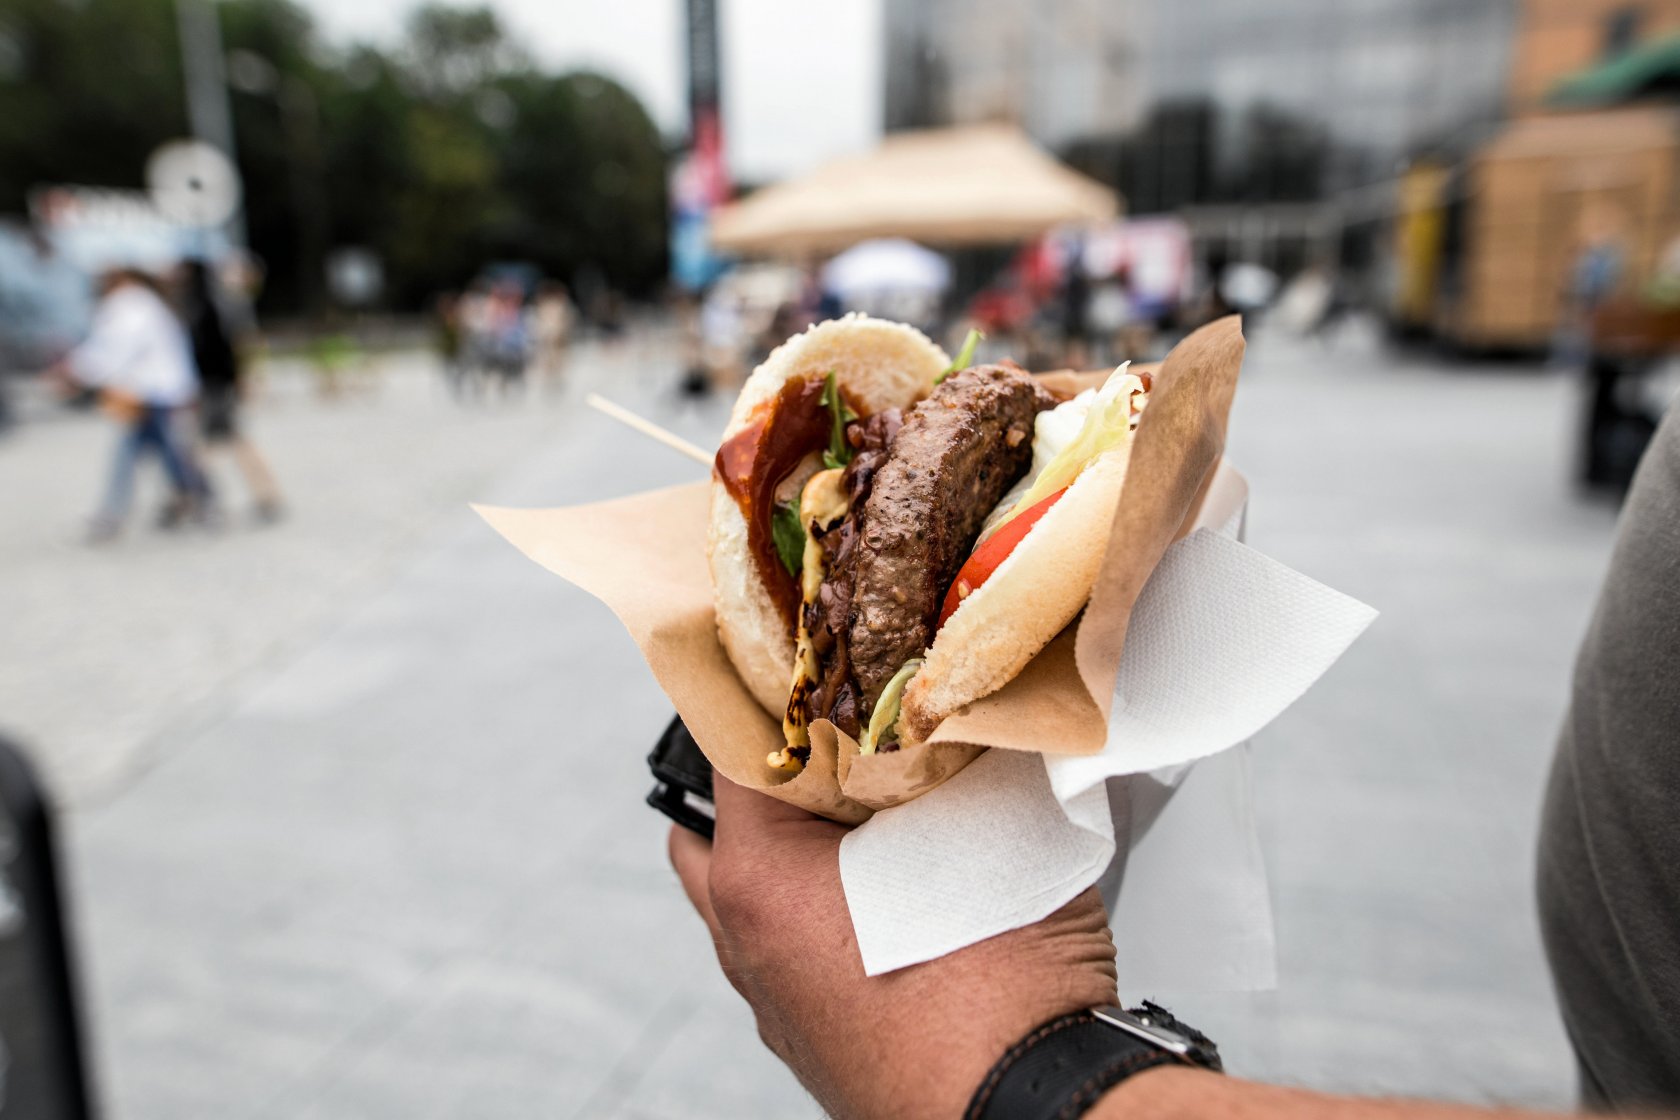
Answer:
top-left (700, 285), bottom-right (747, 389)
top-left (1566, 207), bottom-right (1644, 487)
top-left (482, 280), bottom-right (531, 395)
top-left (177, 258), bottom-right (284, 524)
top-left (454, 282), bottom-right (493, 399)
top-left (595, 289), bottom-right (628, 354)
top-left (52, 268), bottom-right (211, 542)
top-left (531, 281), bottom-right (575, 394)
top-left (1060, 235), bottom-right (1091, 369)
top-left (1186, 247), bottom-right (1238, 329)
top-left (1556, 205), bottom-right (1626, 369)
top-left (434, 291), bottom-right (467, 398)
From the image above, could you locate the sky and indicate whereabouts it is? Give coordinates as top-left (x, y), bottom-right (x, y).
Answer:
top-left (294, 0), bottom-right (883, 183)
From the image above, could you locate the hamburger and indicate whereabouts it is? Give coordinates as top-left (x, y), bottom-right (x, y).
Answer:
top-left (708, 314), bottom-right (1147, 773)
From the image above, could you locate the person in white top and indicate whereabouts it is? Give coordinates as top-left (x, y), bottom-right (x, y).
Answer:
top-left (54, 268), bottom-right (212, 540)
top-left (531, 281), bottom-right (575, 394)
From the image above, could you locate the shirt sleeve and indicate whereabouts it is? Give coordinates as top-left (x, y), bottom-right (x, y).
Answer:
top-left (66, 295), bottom-right (142, 390)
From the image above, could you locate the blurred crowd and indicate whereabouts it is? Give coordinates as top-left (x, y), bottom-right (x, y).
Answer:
top-left (677, 219), bottom-right (1264, 393)
top-left (44, 256), bottom-right (283, 543)
top-left (431, 277), bottom-right (586, 400)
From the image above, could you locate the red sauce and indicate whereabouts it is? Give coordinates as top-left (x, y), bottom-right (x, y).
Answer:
top-left (714, 373), bottom-right (834, 629)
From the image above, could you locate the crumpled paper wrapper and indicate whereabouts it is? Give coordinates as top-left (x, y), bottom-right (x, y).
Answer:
top-left (477, 316), bottom-right (1246, 822)
top-left (839, 476), bottom-right (1377, 976)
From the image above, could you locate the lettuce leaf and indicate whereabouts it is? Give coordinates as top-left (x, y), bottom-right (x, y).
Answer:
top-left (987, 363), bottom-right (1144, 536)
top-left (771, 499), bottom-right (807, 576)
top-left (860, 657), bottom-right (923, 754)
top-left (820, 370), bottom-right (857, 469)
top-left (935, 328), bottom-right (983, 385)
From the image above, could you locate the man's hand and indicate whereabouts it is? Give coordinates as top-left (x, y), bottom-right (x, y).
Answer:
top-left (669, 779), bottom-right (1595, 1120)
top-left (668, 775), bottom-right (1120, 1120)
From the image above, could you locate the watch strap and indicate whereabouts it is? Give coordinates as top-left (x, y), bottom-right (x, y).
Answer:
top-left (964, 1011), bottom-right (1183, 1120)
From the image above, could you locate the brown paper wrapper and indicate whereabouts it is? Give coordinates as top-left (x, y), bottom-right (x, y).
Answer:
top-left (478, 316), bottom-right (1244, 822)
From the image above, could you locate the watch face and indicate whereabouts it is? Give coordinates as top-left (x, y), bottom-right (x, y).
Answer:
top-left (1093, 1005), bottom-right (1223, 1072)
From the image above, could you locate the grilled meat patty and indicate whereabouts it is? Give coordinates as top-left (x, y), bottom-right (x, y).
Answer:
top-left (803, 363), bottom-right (1054, 739)
top-left (803, 409), bottom-right (901, 739)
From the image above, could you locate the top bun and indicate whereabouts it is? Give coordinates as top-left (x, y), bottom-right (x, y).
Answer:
top-left (708, 314), bottom-right (950, 715)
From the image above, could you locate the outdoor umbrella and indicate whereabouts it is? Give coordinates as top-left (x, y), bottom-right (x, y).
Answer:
top-left (820, 238), bottom-right (951, 299)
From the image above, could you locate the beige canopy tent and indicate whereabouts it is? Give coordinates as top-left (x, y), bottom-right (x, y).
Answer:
top-left (710, 124), bottom-right (1119, 256)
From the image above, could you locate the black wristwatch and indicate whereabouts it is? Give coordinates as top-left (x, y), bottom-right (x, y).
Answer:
top-left (965, 1002), bottom-right (1222, 1120)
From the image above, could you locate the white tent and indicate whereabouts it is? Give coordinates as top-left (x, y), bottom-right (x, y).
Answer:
top-left (711, 125), bottom-right (1119, 256)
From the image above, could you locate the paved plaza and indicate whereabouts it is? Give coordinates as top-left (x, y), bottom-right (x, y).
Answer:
top-left (0, 323), bottom-right (1626, 1116)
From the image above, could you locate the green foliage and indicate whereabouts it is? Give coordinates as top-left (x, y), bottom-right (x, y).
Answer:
top-left (0, 0), bottom-right (669, 313)
top-left (0, 0), bottom-right (188, 206)
top-left (403, 3), bottom-right (529, 98)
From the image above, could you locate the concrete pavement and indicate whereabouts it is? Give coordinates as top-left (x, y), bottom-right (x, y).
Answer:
top-left (1, 323), bottom-right (1623, 1116)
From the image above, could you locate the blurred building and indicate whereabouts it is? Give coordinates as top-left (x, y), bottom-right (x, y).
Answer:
top-left (884, 0), bottom-right (1517, 212)
top-left (1508, 0), bottom-right (1680, 107)
top-left (884, 0), bottom-right (1143, 151)
top-left (887, 0), bottom-right (1680, 352)
top-left (1393, 0), bottom-right (1680, 350)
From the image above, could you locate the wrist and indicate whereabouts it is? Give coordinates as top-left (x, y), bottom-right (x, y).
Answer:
top-left (961, 1004), bottom-right (1221, 1120)
top-left (863, 985), bottom-right (1097, 1120)
top-left (830, 962), bottom-right (1108, 1120)
top-left (1085, 1065), bottom-right (1214, 1120)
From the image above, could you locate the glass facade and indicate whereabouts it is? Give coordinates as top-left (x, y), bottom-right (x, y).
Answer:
top-left (885, 0), bottom-right (1518, 209)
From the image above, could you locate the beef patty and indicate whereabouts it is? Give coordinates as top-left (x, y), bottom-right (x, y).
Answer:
top-left (802, 363), bottom-right (1053, 739)
top-left (803, 408), bottom-right (901, 739)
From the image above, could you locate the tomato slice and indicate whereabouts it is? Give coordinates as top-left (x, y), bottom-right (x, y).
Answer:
top-left (938, 486), bottom-right (1069, 628)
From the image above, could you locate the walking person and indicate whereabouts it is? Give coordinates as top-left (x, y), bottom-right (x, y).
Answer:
top-left (482, 280), bottom-right (531, 397)
top-left (531, 281), bottom-right (575, 396)
top-left (52, 268), bottom-right (212, 542)
top-left (176, 258), bottom-right (284, 523)
top-left (434, 291), bottom-right (468, 399)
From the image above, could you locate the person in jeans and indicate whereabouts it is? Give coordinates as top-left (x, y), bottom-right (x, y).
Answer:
top-left (55, 268), bottom-right (210, 541)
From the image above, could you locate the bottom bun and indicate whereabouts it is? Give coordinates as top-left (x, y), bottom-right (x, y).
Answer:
top-left (899, 448), bottom-right (1131, 744)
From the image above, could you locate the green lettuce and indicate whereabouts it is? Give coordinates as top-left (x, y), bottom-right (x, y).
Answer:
top-left (935, 328), bottom-right (984, 385)
top-left (860, 657), bottom-right (923, 754)
top-left (771, 499), bottom-right (806, 577)
top-left (989, 364), bottom-right (1143, 535)
top-left (820, 370), bottom-right (857, 470)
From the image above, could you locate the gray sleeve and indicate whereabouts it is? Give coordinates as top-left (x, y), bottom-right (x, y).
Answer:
top-left (1538, 405), bottom-right (1680, 1113)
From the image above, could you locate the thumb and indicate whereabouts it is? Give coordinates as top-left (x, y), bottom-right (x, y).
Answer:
top-left (668, 824), bottom-right (720, 938)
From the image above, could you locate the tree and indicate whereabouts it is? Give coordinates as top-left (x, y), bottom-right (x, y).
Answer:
top-left (0, 0), bottom-right (187, 210)
top-left (219, 0), bottom-right (332, 310)
top-left (0, 0), bottom-right (670, 313)
top-left (402, 4), bottom-right (528, 99)
top-left (495, 71), bottom-right (668, 296)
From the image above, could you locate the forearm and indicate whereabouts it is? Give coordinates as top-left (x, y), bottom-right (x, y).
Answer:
top-left (1094, 1067), bottom-right (1564, 1120)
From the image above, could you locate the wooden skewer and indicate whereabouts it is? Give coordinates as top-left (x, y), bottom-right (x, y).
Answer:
top-left (585, 393), bottom-right (714, 468)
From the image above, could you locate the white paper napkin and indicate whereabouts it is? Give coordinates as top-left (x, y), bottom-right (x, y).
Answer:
top-left (1101, 746), bottom-right (1278, 991)
top-left (840, 523), bottom-right (1377, 978)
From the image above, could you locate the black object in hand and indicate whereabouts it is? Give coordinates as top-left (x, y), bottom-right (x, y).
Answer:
top-left (647, 717), bottom-right (715, 840)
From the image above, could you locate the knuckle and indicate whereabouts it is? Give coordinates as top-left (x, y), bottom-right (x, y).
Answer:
top-left (707, 858), bottom-right (768, 930)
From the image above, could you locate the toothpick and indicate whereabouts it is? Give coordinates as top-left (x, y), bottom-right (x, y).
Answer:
top-left (585, 394), bottom-right (714, 468)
